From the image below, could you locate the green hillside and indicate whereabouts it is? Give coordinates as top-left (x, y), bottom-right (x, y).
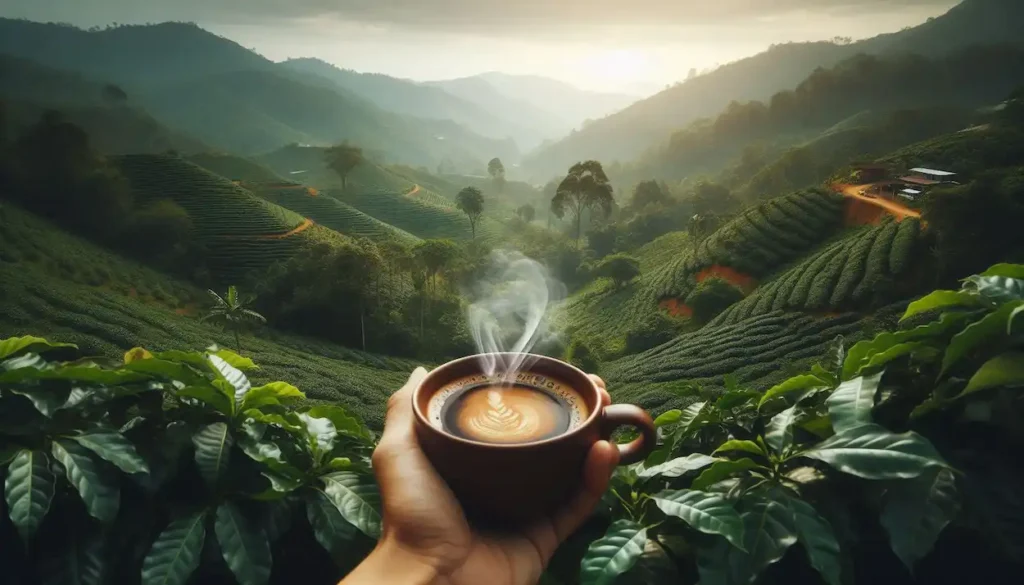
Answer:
top-left (114, 154), bottom-right (346, 283)
top-left (332, 189), bottom-right (486, 241)
top-left (0, 202), bottom-right (416, 428)
top-left (187, 152), bottom-right (288, 183)
top-left (257, 186), bottom-right (421, 245)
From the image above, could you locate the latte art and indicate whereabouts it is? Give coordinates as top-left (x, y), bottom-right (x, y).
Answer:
top-left (427, 373), bottom-right (589, 444)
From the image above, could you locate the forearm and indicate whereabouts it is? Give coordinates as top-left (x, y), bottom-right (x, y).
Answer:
top-left (340, 538), bottom-right (446, 585)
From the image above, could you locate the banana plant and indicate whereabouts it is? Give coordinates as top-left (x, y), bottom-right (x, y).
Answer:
top-left (582, 371), bottom-right (954, 585)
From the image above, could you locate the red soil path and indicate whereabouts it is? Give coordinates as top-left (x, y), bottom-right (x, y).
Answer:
top-left (258, 218), bottom-right (314, 240)
top-left (695, 265), bottom-right (758, 292)
top-left (659, 298), bottom-right (694, 317)
top-left (833, 183), bottom-right (921, 225)
top-left (405, 184), bottom-right (421, 196)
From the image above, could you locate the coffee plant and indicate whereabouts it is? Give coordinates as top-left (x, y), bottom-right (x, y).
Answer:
top-left (0, 336), bottom-right (380, 585)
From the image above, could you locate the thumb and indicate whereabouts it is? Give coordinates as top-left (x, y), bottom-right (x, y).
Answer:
top-left (378, 367), bottom-right (428, 448)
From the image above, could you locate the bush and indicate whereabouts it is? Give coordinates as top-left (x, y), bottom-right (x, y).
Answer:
top-left (624, 311), bottom-right (680, 353)
top-left (685, 277), bottom-right (744, 322)
top-left (565, 337), bottom-right (600, 372)
top-left (594, 254), bottom-right (641, 288)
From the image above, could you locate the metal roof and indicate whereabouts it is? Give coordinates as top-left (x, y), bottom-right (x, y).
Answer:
top-left (902, 189), bottom-right (922, 195)
top-left (910, 167), bottom-right (956, 176)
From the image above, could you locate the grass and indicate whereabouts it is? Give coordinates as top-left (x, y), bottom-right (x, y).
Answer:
top-left (331, 189), bottom-right (506, 242)
top-left (115, 154), bottom-right (352, 284)
top-left (0, 202), bottom-right (418, 430)
top-left (187, 152), bottom-right (288, 184)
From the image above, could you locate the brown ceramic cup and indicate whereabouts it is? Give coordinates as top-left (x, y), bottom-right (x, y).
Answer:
top-left (412, 352), bottom-right (656, 527)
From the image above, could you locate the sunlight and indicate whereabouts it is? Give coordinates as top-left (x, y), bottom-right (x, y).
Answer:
top-left (580, 49), bottom-right (653, 84)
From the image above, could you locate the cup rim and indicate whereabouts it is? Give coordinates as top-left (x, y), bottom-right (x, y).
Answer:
top-left (412, 352), bottom-right (602, 449)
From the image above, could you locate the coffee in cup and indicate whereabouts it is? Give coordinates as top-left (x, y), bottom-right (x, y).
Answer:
top-left (426, 373), bottom-right (590, 444)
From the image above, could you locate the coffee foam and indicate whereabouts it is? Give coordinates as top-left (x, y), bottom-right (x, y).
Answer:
top-left (427, 373), bottom-right (589, 444)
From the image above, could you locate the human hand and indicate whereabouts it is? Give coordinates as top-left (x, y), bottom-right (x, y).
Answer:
top-left (341, 367), bottom-right (620, 585)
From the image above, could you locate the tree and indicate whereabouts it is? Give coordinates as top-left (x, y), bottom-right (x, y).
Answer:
top-left (629, 180), bottom-right (672, 212)
top-left (200, 286), bottom-right (266, 350)
top-left (101, 84), bottom-right (128, 105)
top-left (412, 239), bottom-right (461, 339)
top-left (456, 186), bottom-right (484, 239)
top-left (488, 157), bottom-right (506, 193)
top-left (690, 180), bottom-right (740, 217)
top-left (595, 254), bottom-right (640, 287)
top-left (551, 160), bottom-right (615, 244)
top-left (587, 224), bottom-right (619, 258)
top-left (515, 204), bottom-right (536, 223)
top-left (685, 277), bottom-right (744, 323)
top-left (324, 144), bottom-right (364, 190)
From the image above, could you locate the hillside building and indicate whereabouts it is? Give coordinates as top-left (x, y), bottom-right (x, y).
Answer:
top-left (899, 167), bottom-right (957, 187)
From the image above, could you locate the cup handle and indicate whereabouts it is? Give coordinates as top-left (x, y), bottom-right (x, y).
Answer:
top-left (600, 404), bottom-right (656, 465)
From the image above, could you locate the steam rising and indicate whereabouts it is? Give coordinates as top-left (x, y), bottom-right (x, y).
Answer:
top-left (466, 250), bottom-right (565, 384)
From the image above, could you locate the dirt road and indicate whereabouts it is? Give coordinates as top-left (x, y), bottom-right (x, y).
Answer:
top-left (260, 218), bottom-right (314, 239)
top-left (835, 183), bottom-right (921, 221)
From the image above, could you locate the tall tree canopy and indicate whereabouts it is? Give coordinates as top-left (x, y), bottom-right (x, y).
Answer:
top-left (488, 157), bottom-right (506, 193)
top-left (324, 144), bottom-right (364, 190)
top-left (629, 180), bottom-right (672, 212)
top-left (516, 204), bottom-right (536, 223)
top-left (551, 160), bottom-right (615, 243)
top-left (456, 186), bottom-right (484, 239)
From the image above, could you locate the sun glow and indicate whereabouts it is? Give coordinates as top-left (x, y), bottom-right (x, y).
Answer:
top-left (580, 49), bottom-right (653, 84)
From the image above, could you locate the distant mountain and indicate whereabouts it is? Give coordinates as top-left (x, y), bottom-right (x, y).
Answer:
top-left (424, 76), bottom-right (569, 135)
top-left (0, 19), bottom-right (517, 171)
top-left (472, 72), bottom-right (638, 126)
top-left (280, 58), bottom-right (549, 149)
top-left (522, 0), bottom-right (1024, 179)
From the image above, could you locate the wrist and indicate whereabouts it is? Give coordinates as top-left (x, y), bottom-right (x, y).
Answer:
top-left (341, 537), bottom-right (447, 585)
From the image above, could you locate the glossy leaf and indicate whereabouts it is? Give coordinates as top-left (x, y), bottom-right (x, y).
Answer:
top-left (209, 354), bottom-right (252, 403)
top-left (758, 375), bottom-right (830, 408)
top-left (71, 431), bottom-right (149, 474)
top-left (826, 372), bottom-right (882, 434)
top-left (580, 519), bottom-right (648, 585)
top-left (981, 264), bottom-right (1024, 279)
top-left (653, 409), bottom-right (681, 427)
top-left (305, 405), bottom-right (371, 441)
top-left (765, 405), bottom-right (799, 455)
top-left (713, 440), bottom-right (766, 457)
top-left (1009, 305), bottom-right (1024, 334)
top-left (778, 492), bottom-right (842, 585)
top-left (941, 301), bottom-right (1022, 375)
top-left (856, 342), bottom-right (929, 377)
top-left (124, 347), bottom-right (154, 363)
top-left (124, 359), bottom-right (207, 386)
top-left (4, 449), bottom-right (55, 541)
top-left (650, 489), bottom-right (744, 549)
top-left (843, 313), bottom-right (966, 380)
top-left (638, 453), bottom-right (718, 478)
top-left (141, 513), bottom-right (206, 585)
top-left (900, 290), bottom-right (976, 322)
top-left (51, 441), bottom-right (119, 522)
top-left (691, 458), bottom-right (765, 490)
top-left (215, 501), bottom-right (272, 585)
top-left (299, 413), bottom-right (337, 453)
top-left (697, 496), bottom-right (798, 585)
top-left (305, 489), bottom-right (358, 557)
top-left (0, 335), bottom-right (76, 360)
top-left (802, 424), bottom-right (946, 480)
top-left (964, 275), bottom-right (1024, 305)
top-left (880, 467), bottom-right (958, 570)
top-left (193, 422), bottom-right (233, 488)
top-left (211, 349), bottom-right (258, 370)
top-left (961, 352), bottom-right (1024, 396)
top-left (41, 526), bottom-right (105, 585)
top-left (717, 390), bottom-right (759, 410)
top-left (241, 382), bottom-right (304, 411)
top-left (8, 387), bottom-right (70, 417)
top-left (176, 385), bottom-right (233, 415)
top-left (321, 471), bottom-right (381, 538)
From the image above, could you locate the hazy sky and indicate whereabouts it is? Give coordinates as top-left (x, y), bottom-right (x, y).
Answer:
top-left (3, 0), bottom-right (959, 94)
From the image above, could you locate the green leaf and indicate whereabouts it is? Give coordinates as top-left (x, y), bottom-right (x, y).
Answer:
top-left (758, 375), bottom-right (830, 408)
top-left (305, 489), bottom-right (358, 558)
top-left (0, 335), bottom-right (76, 360)
top-left (1009, 305), bottom-right (1024, 334)
top-left (678, 401), bottom-right (708, 430)
top-left (320, 471), bottom-right (381, 539)
top-left (8, 387), bottom-right (70, 417)
top-left (4, 449), bottom-right (55, 541)
top-left (215, 501), bottom-right (272, 585)
top-left (843, 313), bottom-right (966, 381)
top-left (245, 410), bottom-right (303, 433)
top-left (141, 513), bottom-right (206, 585)
top-left (713, 440), bottom-right (766, 457)
top-left (299, 413), bottom-right (337, 453)
top-left (692, 459), bottom-right (765, 490)
top-left (154, 350), bottom-right (215, 372)
top-left (209, 354), bottom-right (252, 404)
top-left (192, 422), bottom-right (233, 489)
top-left (901, 290), bottom-right (977, 322)
top-left (51, 441), bottom-right (119, 522)
top-left (305, 405), bottom-right (371, 441)
top-left (123, 359), bottom-right (207, 386)
top-left (879, 467), bottom-right (958, 570)
top-left (960, 352), bottom-right (1024, 396)
top-left (765, 405), bottom-right (799, 455)
top-left (71, 431), bottom-right (149, 475)
top-left (237, 421), bottom-right (285, 466)
top-left (717, 390), bottom-right (759, 410)
top-left (941, 301), bottom-right (1023, 375)
top-left (638, 454), bottom-right (718, 479)
top-left (242, 382), bottom-right (305, 411)
top-left (176, 384), bottom-right (234, 415)
top-left (211, 349), bottom-right (258, 370)
top-left (580, 519), bottom-right (648, 585)
top-left (801, 424), bottom-right (946, 480)
top-left (697, 495), bottom-right (798, 585)
top-left (964, 275), bottom-right (1024, 305)
top-left (826, 372), bottom-right (882, 434)
top-left (41, 525), bottom-right (105, 585)
top-left (653, 409), bottom-right (681, 427)
top-left (777, 492), bottom-right (841, 585)
top-left (650, 489), bottom-right (744, 549)
top-left (981, 264), bottom-right (1024, 279)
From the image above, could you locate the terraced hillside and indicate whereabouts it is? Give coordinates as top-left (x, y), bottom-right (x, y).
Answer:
top-left (711, 217), bottom-right (926, 325)
top-left (188, 152), bottom-right (287, 183)
top-left (115, 154), bottom-right (347, 283)
top-left (654, 189), bottom-right (846, 301)
top-left (332, 189), bottom-right (505, 242)
top-left (257, 185), bottom-right (420, 245)
top-left (603, 310), bottom-right (891, 416)
top-left (0, 203), bottom-right (417, 429)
